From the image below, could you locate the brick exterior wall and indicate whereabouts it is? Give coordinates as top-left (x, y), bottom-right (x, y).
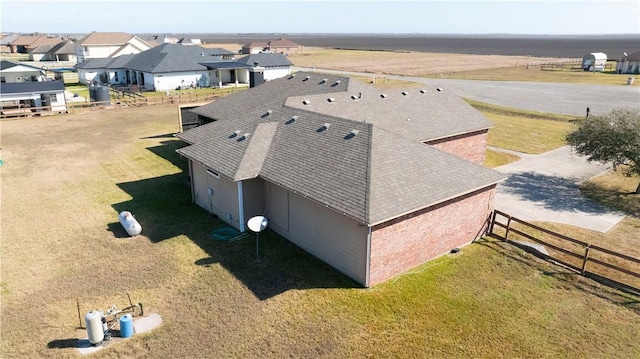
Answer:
top-left (425, 130), bottom-right (488, 164)
top-left (368, 185), bottom-right (496, 286)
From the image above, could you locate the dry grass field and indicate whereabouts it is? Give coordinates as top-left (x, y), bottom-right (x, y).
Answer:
top-left (1, 53), bottom-right (639, 358)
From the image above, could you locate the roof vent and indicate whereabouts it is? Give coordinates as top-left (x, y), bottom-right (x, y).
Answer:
top-left (328, 97), bottom-right (336, 103)
top-left (344, 129), bottom-right (359, 139)
top-left (303, 75), bottom-right (311, 81)
top-left (285, 115), bottom-right (298, 125)
top-left (332, 80), bottom-right (342, 87)
top-left (436, 88), bottom-right (443, 92)
top-left (303, 99), bottom-right (311, 105)
top-left (351, 94), bottom-right (360, 100)
top-left (406, 118), bottom-right (410, 121)
top-left (380, 94), bottom-right (388, 98)
top-left (237, 133), bottom-right (250, 142)
top-left (320, 78), bottom-right (327, 84)
top-left (261, 109), bottom-right (273, 118)
top-left (317, 123), bottom-right (330, 132)
top-left (420, 89), bottom-right (426, 94)
top-left (288, 74), bottom-right (295, 79)
top-left (402, 91), bottom-right (409, 96)
top-left (229, 130), bottom-right (242, 138)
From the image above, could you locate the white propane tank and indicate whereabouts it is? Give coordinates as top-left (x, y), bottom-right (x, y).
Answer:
top-left (119, 211), bottom-right (142, 236)
top-left (85, 310), bottom-right (105, 345)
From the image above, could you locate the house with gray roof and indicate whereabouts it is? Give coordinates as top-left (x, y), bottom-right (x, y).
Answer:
top-left (235, 53), bottom-right (293, 81)
top-left (75, 44), bottom-right (283, 90)
top-left (176, 71), bottom-right (505, 287)
top-left (1, 60), bottom-right (67, 116)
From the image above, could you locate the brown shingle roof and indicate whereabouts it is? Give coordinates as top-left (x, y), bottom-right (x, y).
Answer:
top-left (77, 32), bottom-right (135, 45)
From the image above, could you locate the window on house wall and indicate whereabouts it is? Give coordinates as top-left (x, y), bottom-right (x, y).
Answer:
top-left (1, 76), bottom-right (5, 83)
top-left (49, 94), bottom-right (58, 102)
top-left (114, 72), bottom-right (119, 82)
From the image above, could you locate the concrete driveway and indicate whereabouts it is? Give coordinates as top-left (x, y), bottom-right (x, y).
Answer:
top-left (492, 146), bottom-right (625, 232)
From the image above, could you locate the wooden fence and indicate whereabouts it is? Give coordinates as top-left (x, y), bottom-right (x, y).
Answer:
top-left (489, 209), bottom-right (640, 295)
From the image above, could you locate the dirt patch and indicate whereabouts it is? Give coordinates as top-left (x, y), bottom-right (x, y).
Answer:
top-left (289, 47), bottom-right (574, 76)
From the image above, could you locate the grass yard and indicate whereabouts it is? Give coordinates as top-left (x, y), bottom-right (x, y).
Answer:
top-left (1, 106), bottom-right (639, 358)
top-left (434, 65), bottom-right (639, 86)
top-left (468, 99), bottom-right (577, 154)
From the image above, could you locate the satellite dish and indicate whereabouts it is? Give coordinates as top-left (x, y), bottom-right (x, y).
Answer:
top-left (247, 216), bottom-right (268, 260)
top-left (247, 216), bottom-right (268, 233)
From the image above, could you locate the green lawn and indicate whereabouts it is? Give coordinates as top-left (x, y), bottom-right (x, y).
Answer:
top-left (468, 99), bottom-right (577, 154)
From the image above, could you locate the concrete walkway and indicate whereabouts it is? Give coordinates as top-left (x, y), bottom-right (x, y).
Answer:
top-left (492, 146), bottom-right (625, 232)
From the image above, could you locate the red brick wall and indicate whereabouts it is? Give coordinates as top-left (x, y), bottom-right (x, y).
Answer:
top-left (368, 185), bottom-right (496, 286)
top-left (425, 130), bottom-right (488, 164)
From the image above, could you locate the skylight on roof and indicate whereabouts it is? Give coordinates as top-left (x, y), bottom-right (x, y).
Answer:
top-left (344, 129), bottom-right (359, 140)
top-left (316, 123), bottom-right (330, 133)
top-left (285, 116), bottom-right (298, 125)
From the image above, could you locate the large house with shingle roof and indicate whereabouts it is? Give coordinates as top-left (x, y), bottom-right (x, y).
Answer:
top-left (76, 44), bottom-right (293, 90)
top-left (176, 71), bottom-right (505, 287)
top-left (75, 32), bottom-right (152, 64)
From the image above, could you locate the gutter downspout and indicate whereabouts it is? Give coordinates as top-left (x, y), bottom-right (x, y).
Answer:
top-left (365, 224), bottom-right (372, 288)
top-left (237, 180), bottom-right (245, 232)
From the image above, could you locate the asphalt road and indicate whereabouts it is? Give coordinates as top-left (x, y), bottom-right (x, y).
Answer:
top-left (293, 67), bottom-right (640, 117)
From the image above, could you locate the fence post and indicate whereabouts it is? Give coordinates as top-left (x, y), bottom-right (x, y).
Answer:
top-left (504, 215), bottom-right (512, 242)
top-left (581, 244), bottom-right (591, 274)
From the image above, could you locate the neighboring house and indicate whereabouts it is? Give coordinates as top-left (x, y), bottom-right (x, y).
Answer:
top-left (241, 38), bottom-right (303, 55)
top-left (178, 38), bottom-right (202, 46)
top-left (618, 50), bottom-right (640, 74)
top-left (47, 40), bottom-right (78, 62)
top-left (76, 55), bottom-right (135, 85)
top-left (582, 52), bottom-right (607, 71)
top-left (29, 44), bottom-right (55, 61)
top-left (8, 35), bottom-right (63, 54)
top-left (241, 41), bottom-right (268, 54)
top-left (175, 72), bottom-right (505, 287)
top-left (1, 34), bottom-right (19, 53)
top-left (0, 60), bottom-right (67, 115)
top-left (123, 44), bottom-right (246, 91)
top-left (76, 44), bottom-right (252, 90)
top-left (163, 36), bottom-right (179, 44)
top-left (267, 38), bottom-right (303, 55)
top-left (235, 53), bottom-right (293, 81)
top-left (75, 32), bottom-right (153, 64)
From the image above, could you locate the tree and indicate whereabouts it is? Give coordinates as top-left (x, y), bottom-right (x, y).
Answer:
top-left (566, 108), bottom-right (640, 193)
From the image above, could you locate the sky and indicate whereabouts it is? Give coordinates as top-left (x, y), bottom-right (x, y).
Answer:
top-left (1, 0), bottom-right (639, 35)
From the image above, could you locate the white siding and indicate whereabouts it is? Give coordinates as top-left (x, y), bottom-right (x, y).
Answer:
top-left (266, 183), bottom-right (368, 285)
top-left (263, 67), bottom-right (291, 81)
top-left (151, 71), bottom-right (210, 91)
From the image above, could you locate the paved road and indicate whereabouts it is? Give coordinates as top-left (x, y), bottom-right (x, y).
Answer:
top-left (492, 146), bottom-right (625, 233)
top-left (293, 67), bottom-right (640, 117)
